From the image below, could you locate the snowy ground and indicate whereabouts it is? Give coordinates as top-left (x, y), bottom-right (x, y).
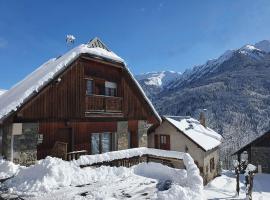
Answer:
top-left (204, 170), bottom-right (270, 200)
top-left (0, 151), bottom-right (203, 200)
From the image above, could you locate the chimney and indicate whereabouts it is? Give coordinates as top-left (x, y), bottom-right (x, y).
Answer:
top-left (199, 110), bottom-right (206, 127)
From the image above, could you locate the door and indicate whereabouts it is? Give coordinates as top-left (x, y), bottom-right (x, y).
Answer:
top-left (159, 135), bottom-right (170, 150)
top-left (55, 128), bottom-right (72, 152)
top-left (130, 131), bottom-right (138, 148)
top-left (128, 120), bottom-right (138, 148)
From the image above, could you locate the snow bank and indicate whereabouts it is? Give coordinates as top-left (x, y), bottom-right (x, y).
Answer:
top-left (0, 158), bottom-right (21, 179)
top-left (134, 160), bottom-right (203, 200)
top-left (5, 157), bottom-right (131, 195)
top-left (3, 148), bottom-right (203, 199)
top-left (74, 147), bottom-right (185, 166)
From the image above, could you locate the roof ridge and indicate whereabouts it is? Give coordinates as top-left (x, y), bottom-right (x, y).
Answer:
top-left (87, 37), bottom-right (111, 52)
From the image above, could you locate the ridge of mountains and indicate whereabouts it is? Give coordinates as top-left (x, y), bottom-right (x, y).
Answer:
top-left (136, 40), bottom-right (270, 165)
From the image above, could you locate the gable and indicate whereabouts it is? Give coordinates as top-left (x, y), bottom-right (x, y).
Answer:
top-left (7, 56), bottom-right (160, 123)
top-left (88, 37), bottom-right (110, 52)
top-left (156, 120), bottom-right (206, 151)
top-left (0, 39), bottom-right (161, 124)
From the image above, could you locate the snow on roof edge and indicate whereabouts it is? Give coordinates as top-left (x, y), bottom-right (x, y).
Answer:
top-left (0, 44), bottom-right (124, 121)
top-left (0, 43), bottom-right (161, 124)
top-left (164, 116), bottom-right (222, 151)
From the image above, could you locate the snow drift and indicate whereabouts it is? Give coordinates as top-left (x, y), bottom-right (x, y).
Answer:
top-left (0, 158), bottom-right (21, 179)
top-left (3, 148), bottom-right (203, 199)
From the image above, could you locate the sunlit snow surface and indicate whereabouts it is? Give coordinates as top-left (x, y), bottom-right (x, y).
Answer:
top-left (1, 149), bottom-right (202, 200)
top-left (204, 170), bottom-right (270, 200)
top-left (2, 160), bottom-right (202, 200)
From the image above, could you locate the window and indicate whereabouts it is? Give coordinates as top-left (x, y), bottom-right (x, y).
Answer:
top-left (101, 132), bottom-right (111, 153)
top-left (210, 158), bottom-right (215, 172)
top-left (159, 135), bottom-right (170, 150)
top-left (160, 135), bottom-right (167, 144)
top-left (91, 133), bottom-right (100, 155)
top-left (105, 81), bottom-right (117, 96)
top-left (86, 80), bottom-right (93, 95)
top-left (91, 132), bottom-right (112, 154)
top-left (128, 131), bottom-right (131, 148)
top-left (185, 145), bottom-right (189, 152)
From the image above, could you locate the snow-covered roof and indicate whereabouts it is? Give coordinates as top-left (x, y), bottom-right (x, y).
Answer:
top-left (0, 38), bottom-right (161, 123)
top-left (164, 117), bottom-right (222, 151)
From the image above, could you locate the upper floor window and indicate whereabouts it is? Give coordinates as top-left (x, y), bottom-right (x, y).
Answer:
top-left (86, 79), bottom-right (93, 95)
top-left (105, 81), bottom-right (117, 97)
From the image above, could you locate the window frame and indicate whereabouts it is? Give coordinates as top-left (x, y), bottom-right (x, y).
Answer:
top-left (210, 157), bottom-right (215, 172)
top-left (105, 81), bottom-right (117, 97)
top-left (90, 132), bottom-right (112, 155)
top-left (86, 79), bottom-right (94, 96)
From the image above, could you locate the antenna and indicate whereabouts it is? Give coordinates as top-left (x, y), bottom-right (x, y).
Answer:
top-left (66, 34), bottom-right (76, 47)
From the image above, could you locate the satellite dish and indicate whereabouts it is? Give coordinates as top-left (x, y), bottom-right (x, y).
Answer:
top-left (66, 34), bottom-right (76, 46)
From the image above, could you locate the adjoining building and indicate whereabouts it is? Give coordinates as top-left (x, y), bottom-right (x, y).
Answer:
top-left (0, 37), bottom-right (161, 165)
top-left (148, 115), bottom-right (223, 184)
top-left (232, 130), bottom-right (270, 173)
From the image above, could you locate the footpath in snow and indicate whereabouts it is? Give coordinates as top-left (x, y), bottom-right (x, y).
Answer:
top-left (204, 170), bottom-right (270, 200)
top-left (0, 148), bottom-right (203, 200)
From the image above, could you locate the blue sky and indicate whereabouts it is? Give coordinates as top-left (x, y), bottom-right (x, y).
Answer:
top-left (1, 0), bottom-right (270, 89)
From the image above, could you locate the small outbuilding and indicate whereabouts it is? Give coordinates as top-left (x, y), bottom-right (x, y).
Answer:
top-left (148, 116), bottom-right (223, 184)
top-left (232, 130), bottom-right (270, 173)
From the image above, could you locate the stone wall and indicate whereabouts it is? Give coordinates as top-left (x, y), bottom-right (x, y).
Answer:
top-left (1, 123), bottom-right (39, 166)
top-left (117, 121), bottom-right (128, 150)
top-left (138, 120), bottom-right (149, 147)
top-left (251, 146), bottom-right (270, 173)
top-left (13, 123), bottom-right (39, 165)
top-left (1, 124), bottom-right (12, 160)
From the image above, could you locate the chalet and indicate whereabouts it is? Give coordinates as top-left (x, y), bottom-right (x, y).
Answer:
top-left (232, 130), bottom-right (270, 173)
top-left (0, 37), bottom-right (161, 165)
top-left (148, 116), bottom-right (223, 184)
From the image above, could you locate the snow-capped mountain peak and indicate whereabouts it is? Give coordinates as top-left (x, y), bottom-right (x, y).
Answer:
top-left (254, 40), bottom-right (270, 53)
top-left (0, 89), bottom-right (6, 96)
top-left (135, 71), bottom-right (182, 88)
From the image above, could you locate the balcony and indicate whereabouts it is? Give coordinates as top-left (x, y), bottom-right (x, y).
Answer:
top-left (85, 95), bottom-right (123, 117)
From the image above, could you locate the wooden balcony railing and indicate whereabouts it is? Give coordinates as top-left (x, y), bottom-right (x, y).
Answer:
top-left (85, 95), bottom-right (123, 113)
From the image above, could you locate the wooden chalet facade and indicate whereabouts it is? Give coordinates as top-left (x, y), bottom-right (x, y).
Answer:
top-left (233, 131), bottom-right (270, 173)
top-left (0, 38), bottom-right (161, 165)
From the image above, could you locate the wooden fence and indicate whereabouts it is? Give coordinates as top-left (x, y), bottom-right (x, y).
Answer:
top-left (80, 154), bottom-right (184, 169)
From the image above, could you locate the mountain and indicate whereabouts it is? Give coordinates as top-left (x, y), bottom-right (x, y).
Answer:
top-left (137, 40), bottom-right (270, 167)
top-left (135, 71), bottom-right (182, 98)
top-left (0, 89), bottom-right (6, 96)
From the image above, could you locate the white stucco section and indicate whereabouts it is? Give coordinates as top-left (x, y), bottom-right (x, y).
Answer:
top-left (148, 120), bottom-right (205, 167)
top-left (148, 120), bottom-right (220, 184)
top-left (203, 148), bottom-right (220, 183)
